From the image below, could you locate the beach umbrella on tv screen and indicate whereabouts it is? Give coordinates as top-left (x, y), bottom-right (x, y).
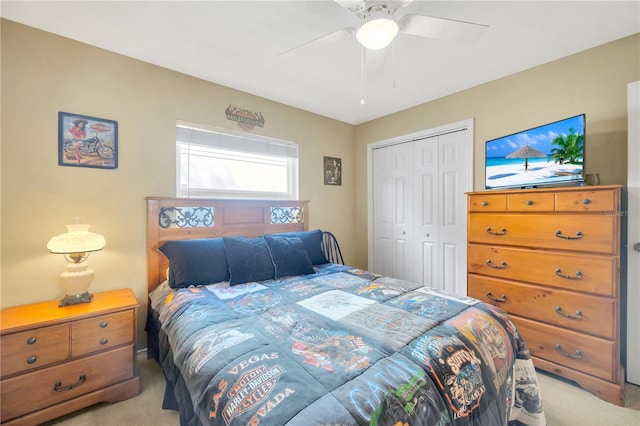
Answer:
top-left (505, 145), bottom-right (547, 171)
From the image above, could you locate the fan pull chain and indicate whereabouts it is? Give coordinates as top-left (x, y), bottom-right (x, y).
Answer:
top-left (360, 46), bottom-right (366, 105)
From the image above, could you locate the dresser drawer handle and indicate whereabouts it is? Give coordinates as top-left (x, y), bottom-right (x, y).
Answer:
top-left (555, 268), bottom-right (583, 280)
top-left (486, 292), bottom-right (507, 303)
top-left (555, 306), bottom-right (583, 320)
top-left (555, 344), bottom-right (583, 359)
top-left (26, 356), bottom-right (37, 364)
top-left (486, 227), bottom-right (507, 236)
top-left (555, 230), bottom-right (583, 240)
top-left (100, 338), bottom-right (109, 345)
top-left (582, 199), bottom-right (591, 205)
top-left (486, 259), bottom-right (507, 269)
top-left (26, 337), bottom-right (37, 345)
top-left (526, 200), bottom-right (534, 205)
top-left (100, 321), bottom-right (108, 328)
top-left (54, 374), bottom-right (86, 392)
top-left (481, 201), bottom-right (488, 206)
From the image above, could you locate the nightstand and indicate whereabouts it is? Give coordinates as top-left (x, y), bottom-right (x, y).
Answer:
top-left (0, 288), bottom-right (141, 425)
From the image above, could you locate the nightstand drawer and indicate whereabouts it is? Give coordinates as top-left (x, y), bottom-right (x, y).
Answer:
top-left (0, 345), bottom-right (134, 422)
top-left (71, 310), bottom-right (134, 356)
top-left (1, 324), bottom-right (69, 377)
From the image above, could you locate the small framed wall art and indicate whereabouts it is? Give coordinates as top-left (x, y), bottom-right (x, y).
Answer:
top-left (324, 156), bottom-right (342, 186)
top-left (58, 111), bottom-right (118, 169)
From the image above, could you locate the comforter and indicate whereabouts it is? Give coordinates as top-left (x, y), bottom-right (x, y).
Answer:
top-left (148, 264), bottom-right (546, 426)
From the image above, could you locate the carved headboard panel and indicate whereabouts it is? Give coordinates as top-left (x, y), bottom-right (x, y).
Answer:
top-left (146, 198), bottom-right (309, 293)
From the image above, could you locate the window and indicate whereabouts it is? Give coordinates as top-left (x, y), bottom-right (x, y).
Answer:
top-left (176, 121), bottom-right (298, 199)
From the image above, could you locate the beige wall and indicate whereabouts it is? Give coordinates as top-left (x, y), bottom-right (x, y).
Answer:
top-left (352, 34), bottom-right (640, 268)
top-left (1, 19), bottom-right (638, 348)
top-left (0, 20), bottom-right (355, 345)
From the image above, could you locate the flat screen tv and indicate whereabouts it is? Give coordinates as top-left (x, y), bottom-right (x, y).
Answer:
top-left (485, 114), bottom-right (585, 190)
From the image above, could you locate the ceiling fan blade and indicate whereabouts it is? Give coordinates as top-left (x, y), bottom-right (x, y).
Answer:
top-left (278, 27), bottom-right (356, 56)
top-left (400, 14), bottom-right (488, 44)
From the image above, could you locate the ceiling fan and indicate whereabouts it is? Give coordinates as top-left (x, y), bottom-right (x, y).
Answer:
top-left (280, 0), bottom-right (489, 55)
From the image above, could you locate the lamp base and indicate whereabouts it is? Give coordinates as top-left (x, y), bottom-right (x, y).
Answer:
top-left (59, 292), bottom-right (93, 307)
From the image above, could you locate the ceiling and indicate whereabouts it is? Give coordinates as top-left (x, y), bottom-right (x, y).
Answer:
top-left (2, 1), bottom-right (639, 125)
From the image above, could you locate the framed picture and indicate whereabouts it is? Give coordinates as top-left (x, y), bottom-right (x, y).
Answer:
top-left (324, 156), bottom-right (342, 186)
top-left (58, 111), bottom-right (118, 169)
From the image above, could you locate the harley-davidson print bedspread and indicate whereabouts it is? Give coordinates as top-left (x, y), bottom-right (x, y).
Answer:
top-left (149, 264), bottom-right (546, 426)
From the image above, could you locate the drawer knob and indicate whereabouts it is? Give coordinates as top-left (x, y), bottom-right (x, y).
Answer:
top-left (555, 344), bottom-right (583, 359)
top-left (26, 356), bottom-right (37, 364)
top-left (555, 268), bottom-right (583, 280)
top-left (526, 200), bottom-right (534, 206)
top-left (481, 201), bottom-right (488, 206)
top-left (485, 259), bottom-right (507, 269)
top-left (582, 199), bottom-right (591, 205)
top-left (486, 292), bottom-right (507, 303)
top-left (555, 230), bottom-right (583, 240)
top-left (54, 374), bottom-right (87, 392)
top-left (100, 338), bottom-right (109, 345)
top-left (100, 321), bottom-right (108, 328)
top-left (555, 306), bottom-right (583, 320)
top-left (26, 337), bottom-right (37, 345)
top-left (486, 227), bottom-right (507, 236)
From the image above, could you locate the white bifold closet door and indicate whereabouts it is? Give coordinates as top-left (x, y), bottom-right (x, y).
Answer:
top-left (371, 126), bottom-right (471, 296)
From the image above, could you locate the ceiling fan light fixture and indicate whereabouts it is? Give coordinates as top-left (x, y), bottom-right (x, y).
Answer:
top-left (356, 17), bottom-right (399, 50)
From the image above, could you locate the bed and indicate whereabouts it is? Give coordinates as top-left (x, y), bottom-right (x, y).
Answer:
top-left (145, 197), bottom-right (546, 426)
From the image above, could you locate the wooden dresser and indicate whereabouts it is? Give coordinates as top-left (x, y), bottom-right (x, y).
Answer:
top-left (466, 185), bottom-right (624, 405)
top-left (0, 289), bottom-right (141, 425)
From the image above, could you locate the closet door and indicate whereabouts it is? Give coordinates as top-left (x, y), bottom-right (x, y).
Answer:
top-left (372, 147), bottom-right (393, 278)
top-left (372, 143), bottom-right (416, 282)
top-left (414, 137), bottom-right (438, 287)
top-left (436, 130), bottom-right (471, 295)
top-left (414, 131), bottom-right (470, 294)
top-left (370, 121), bottom-right (472, 295)
top-left (392, 143), bottom-right (416, 281)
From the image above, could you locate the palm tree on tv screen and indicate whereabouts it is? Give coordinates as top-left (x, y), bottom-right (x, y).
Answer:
top-left (549, 128), bottom-right (584, 165)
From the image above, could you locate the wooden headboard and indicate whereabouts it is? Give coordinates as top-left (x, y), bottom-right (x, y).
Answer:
top-left (146, 197), bottom-right (309, 293)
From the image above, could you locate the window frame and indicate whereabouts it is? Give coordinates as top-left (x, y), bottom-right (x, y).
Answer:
top-left (176, 121), bottom-right (299, 200)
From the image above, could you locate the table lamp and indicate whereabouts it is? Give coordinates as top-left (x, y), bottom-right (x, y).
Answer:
top-left (47, 223), bottom-right (106, 307)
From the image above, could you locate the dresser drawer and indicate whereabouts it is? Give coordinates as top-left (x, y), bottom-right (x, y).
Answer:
top-left (0, 345), bottom-right (134, 422)
top-left (516, 317), bottom-right (616, 382)
top-left (467, 244), bottom-right (617, 296)
top-left (468, 275), bottom-right (615, 339)
top-left (468, 194), bottom-right (506, 212)
top-left (555, 189), bottom-right (616, 212)
top-left (71, 310), bottom-right (134, 357)
top-left (507, 192), bottom-right (555, 212)
top-left (468, 213), bottom-right (616, 254)
top-left (0, 324), bottom-right (69, 377)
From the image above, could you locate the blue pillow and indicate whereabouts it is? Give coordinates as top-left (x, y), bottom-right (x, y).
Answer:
top-left (158, 238), bottom-right (229, 289)
top-left (223, 236), bottom-right (275, 285)
top-left (264, 235), bottom-right (315, 278)
top-left (269, 229), bottom-right (328, 265)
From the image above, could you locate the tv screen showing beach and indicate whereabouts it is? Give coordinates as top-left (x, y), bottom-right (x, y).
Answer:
top-left (485, 114), bottom-right (585, 189)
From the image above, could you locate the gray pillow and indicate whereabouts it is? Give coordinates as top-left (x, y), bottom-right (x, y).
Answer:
top-left (223, 236), bottom-right (275, 285)
top-left (264, 235), bottom-right (314, 278)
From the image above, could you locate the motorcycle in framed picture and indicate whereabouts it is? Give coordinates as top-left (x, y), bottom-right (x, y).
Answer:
top-left (58, 111), bottom-right (118, 169)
